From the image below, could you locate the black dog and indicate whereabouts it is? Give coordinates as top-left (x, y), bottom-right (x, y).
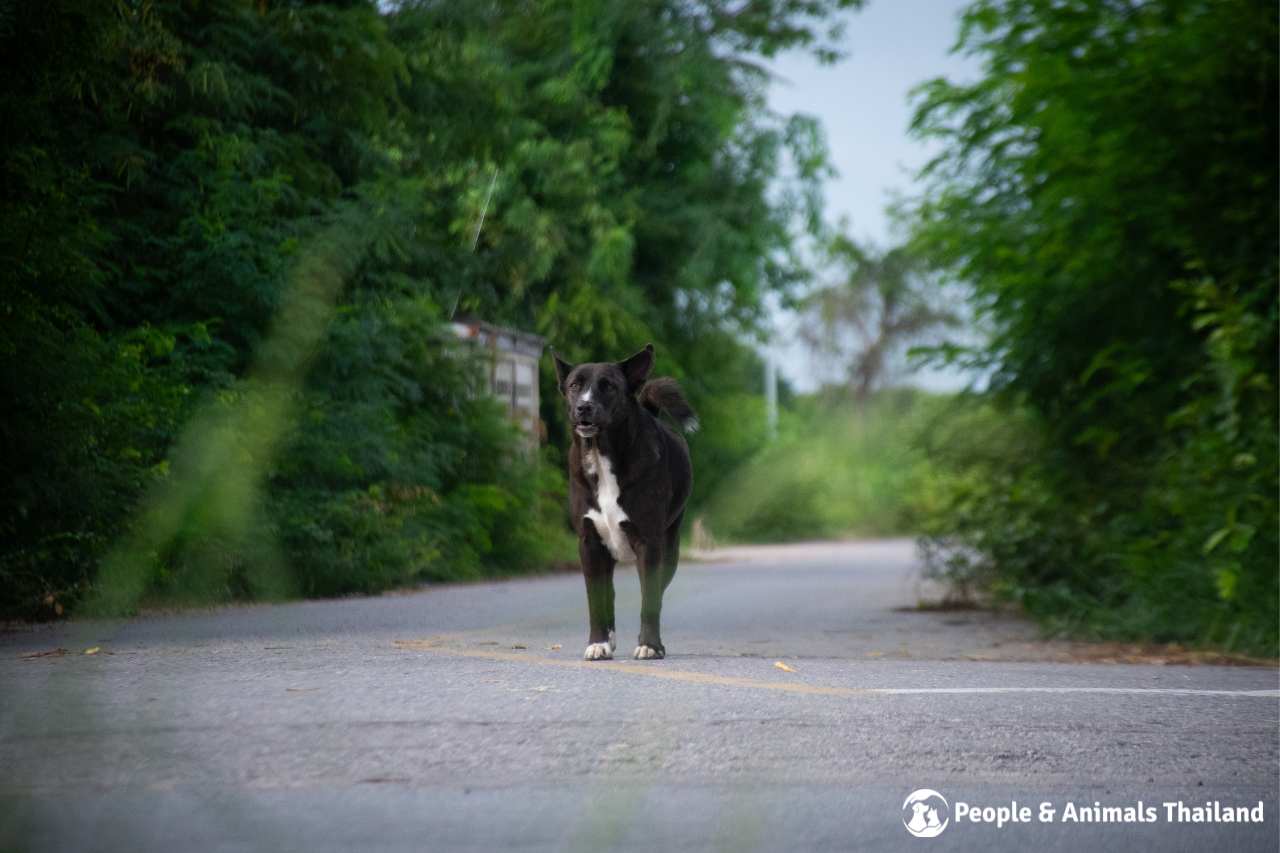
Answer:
top-left (552, 344), bottom-right (696, 661)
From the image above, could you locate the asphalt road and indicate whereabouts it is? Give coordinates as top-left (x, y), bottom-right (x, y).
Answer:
top-left (2, 541), bottom-right (1277, 852)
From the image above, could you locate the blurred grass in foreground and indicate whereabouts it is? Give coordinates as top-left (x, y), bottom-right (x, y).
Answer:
top-left (85, 216), bottom-right (575, 617)
top-left (85, 222), bottom-right (363, 616)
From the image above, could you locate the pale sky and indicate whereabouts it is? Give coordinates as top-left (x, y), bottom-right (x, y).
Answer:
top-left (765, 0), bottom-right (979, 392)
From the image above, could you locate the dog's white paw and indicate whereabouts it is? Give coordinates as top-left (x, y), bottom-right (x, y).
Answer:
top-left (584, 642), bottom-right (613, 661)
top-left (633, 644), bottom-right (663, 660)
top-left (607, 630), bottom-right (616, 653)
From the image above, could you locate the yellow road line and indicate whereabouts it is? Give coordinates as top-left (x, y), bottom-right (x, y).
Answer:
top-left (393, 639), bottom-right (868, 697)
top-left (392, 639), bottom-right (1280, 699)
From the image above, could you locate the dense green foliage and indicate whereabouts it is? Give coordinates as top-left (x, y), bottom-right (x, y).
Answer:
top-left (907, 0), bottom-right (1278, 654)
top-left (0, 0), bottom-right (857, 618)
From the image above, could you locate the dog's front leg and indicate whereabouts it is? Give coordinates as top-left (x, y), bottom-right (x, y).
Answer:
top-left (631, 534), bottom-right (667, 660)
top-left (581, 525), bottom-right (616, 660)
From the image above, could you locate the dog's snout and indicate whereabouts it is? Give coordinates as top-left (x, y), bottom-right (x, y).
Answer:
top-left (575, 402), bottom-right (593, 418)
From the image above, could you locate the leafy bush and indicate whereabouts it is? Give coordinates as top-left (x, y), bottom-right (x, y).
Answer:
top-left (919, 347), bottom-right (1278, 656)
top-left (270, 294), bottom-right (573, 596)
top-left (0, 295), bottom-right (198, 618)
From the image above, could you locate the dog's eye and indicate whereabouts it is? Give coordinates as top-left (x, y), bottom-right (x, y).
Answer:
top-left (598, 380), bottom-right (613, 392)
top-left (568, 381), bottom-right (581, 392)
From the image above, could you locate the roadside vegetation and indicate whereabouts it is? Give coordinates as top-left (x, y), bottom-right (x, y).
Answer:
top-left (701, 390), bottom-right (951, 543)
top-left (903, 0), bottom-right (1278, 657)
top-left (719, 0), bottom-right (1277, 657)
top-left (3, 0), bottom-right (1273, 658)
top-left (0, 0), bottom-right (856, 619)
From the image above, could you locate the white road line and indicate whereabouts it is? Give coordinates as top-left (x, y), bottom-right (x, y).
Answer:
top-left (863, 687), bottom-right (1279, 698)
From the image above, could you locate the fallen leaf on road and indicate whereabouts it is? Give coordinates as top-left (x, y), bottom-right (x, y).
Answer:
top-left (548, 644), bottom-right (562, 651)
top-left (19, 648), bottom-right (68, 660)
top-left (392, 639), bottom-right (442, 651)
top-left (83, 647), bottom-right (100, 656)
top-left (774, 661), bottom-right (797, 673)
top-left (511, 644), bottom-right (527, 650)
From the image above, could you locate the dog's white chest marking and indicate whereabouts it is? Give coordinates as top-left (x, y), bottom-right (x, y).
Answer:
top-left (584, 448), bottom-right (636, 564)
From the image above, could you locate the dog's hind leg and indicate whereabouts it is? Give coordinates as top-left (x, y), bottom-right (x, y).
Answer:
top-left (662, 512), bottom-right (683, 592)
top-left (604, 569), bottom-right (616, 653)
top-left (633, 538), bottom-right (667, 660)
top-left (581, 525), bottom-right (617, 660)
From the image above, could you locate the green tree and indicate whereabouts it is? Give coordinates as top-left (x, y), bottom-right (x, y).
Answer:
top-left (907, 0), bottom-right (1278, 653)
top-left (801, 235), bottom-right (959, 400)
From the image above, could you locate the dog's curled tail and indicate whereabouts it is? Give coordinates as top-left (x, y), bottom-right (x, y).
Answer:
top-left (639, 377), bottom-right (699, 434)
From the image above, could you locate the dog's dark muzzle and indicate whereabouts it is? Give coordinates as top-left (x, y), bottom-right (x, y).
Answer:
top-left (573, 404), bottom-right (601, 437)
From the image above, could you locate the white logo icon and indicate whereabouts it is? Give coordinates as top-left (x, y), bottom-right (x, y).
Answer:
top-left (903, 789), bottom-right (950, 838)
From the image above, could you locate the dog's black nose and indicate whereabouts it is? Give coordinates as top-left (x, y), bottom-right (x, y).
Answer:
top-left (575, 403), bottom-right (592, 418)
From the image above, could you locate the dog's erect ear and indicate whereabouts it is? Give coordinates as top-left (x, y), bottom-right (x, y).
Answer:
top-left (619, 343), bottom-right (655, 390)
top-left (551, 350), bottom-right (574, 394)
